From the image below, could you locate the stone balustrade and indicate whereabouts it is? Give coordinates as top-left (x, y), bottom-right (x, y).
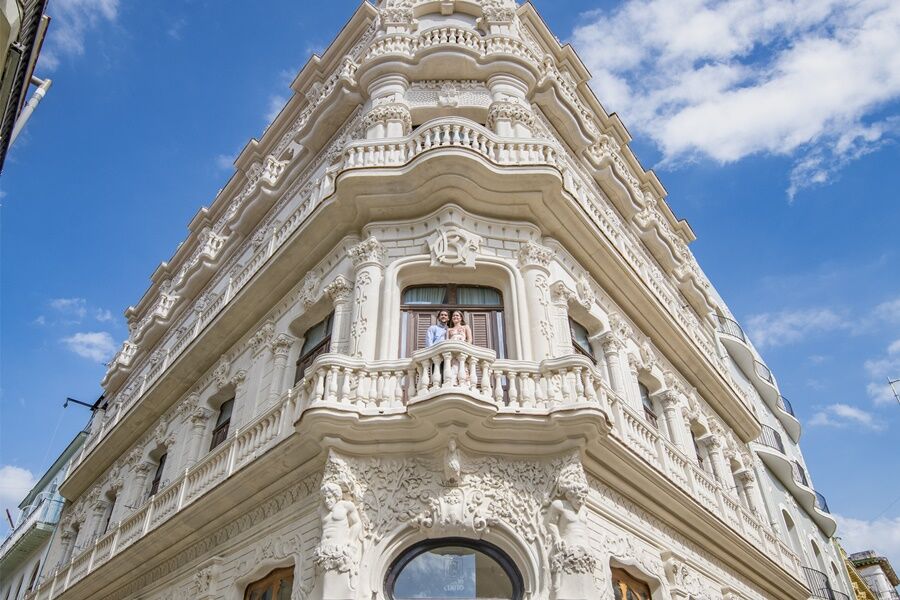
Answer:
top-left (35, 345), bottom-right (803, 600)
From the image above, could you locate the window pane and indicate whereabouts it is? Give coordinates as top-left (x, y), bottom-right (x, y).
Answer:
top-left (277, 579), bottom-right (292, 600)
top-left (570, 319), bottom-right (591, 355)
top-left (393, 546), bottom-right (514, 599)
top-left (214, 399), bottom-right (234, 428)
top-left (639, 384), bottom-right (653, 411)
top-left (457, 286), bottom-right (501, 306)
top-left (301, 315), bottom-right (333, 354)
top-left (403, 286), bottom-right (447, 305)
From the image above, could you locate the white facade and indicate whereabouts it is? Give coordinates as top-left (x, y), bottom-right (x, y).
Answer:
top-left (24, 1), bottom-right (854, 599)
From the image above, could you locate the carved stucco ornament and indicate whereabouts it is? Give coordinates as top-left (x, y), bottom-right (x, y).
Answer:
top-left (428, 226), bottom-right (483, 268)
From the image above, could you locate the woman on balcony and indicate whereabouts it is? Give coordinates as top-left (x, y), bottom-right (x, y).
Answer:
top-left (448, 310), bottom-right (473, 384)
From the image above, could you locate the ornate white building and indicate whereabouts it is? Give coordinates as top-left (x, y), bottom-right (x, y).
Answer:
top-left (24, 1), bottom-right (855, 599)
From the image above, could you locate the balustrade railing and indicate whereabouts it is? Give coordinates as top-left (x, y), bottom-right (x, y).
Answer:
top-left (37, 344), bottom-right (805, 600)
top-left (791, 460), bottom-right (810, 488)
top-left (714, 315), bottom-right (747, 342)
top-left (754, 360), bottom-right (774, 385)
top-left (814, 491), bottom-right (831, 514)
top-left (757, 425), bottom-right (786, 454)
top-left (804, 567), bottom-right (837, 600)
top-left (778, 395), bottom-right (796, 417)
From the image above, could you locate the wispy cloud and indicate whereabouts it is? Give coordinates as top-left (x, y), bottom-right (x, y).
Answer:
top-left (0, 465), bottom-right (36, 520)
top-left (214, 154), bottom-right (234, 171)
top-left (49, 297), bottom-right (88, 321)
top-left (745, 308), bottom-right (845, 349)
top-left (809, 403), bottom-right (886, 431)
top-left (265, 95), bottom-right (288, 123)
top-left (834, 514), bottom-right (900, 572)
top-left (40, 0), bottom-right (120, 70)
top-left (571, 0), bottom-right (900, 199)
top-left (61, 331), bottom-right (117, 362)
top-left (167, 17), bottom-right (187, 40)
top-left (865, 339), bottom-right (900, 405)
top-left (94, 308), bottom-right (114, 323)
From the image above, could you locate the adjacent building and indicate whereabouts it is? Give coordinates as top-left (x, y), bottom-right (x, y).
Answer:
top-left (23, 1), bottom-right (858, 599)
top-left (0, 432), bottom-right (86, 600)
top-left (850, 551), bottom-right (900, 600)
top-left (0, 0), bottom-right (50, 172)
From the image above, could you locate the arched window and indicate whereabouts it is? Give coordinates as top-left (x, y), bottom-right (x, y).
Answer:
top-left (209, 398), bottom-right (234, 450)
top-left (569, 318), bottom-right (593, 359)
top-left (386, 539), bottom-right (523, 600)
top-left (639, 383), bottom-right (658, 429)
top-left (147, 453), bottom-right (167, 498)
top-left (26, 561), bottom-right (41, 593)
top-left (244, 566), bottom-right (293, 600)
top-left (400, 285), bottom-right (505, 357)
top-left (782, 510), bottom-right (803, 557)
top-left (611, 567), bottom-right (652, 600)
top-left (294, 313), bottom-right (334, 384)
top-left (99, 490), bottom-right (117, 535)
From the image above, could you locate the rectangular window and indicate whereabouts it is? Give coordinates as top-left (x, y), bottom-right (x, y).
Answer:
top-left (569, 318), bottom-right (593, 358)
top-left (245, 567), bottom-right (294, 600)
top-left (639, 383), bottom-right (658, 428)
top-left (209, 399), bottom-right (235, 450)
top-left (148, 454), bottom-right (167, 497)
top-left (294, 313), bottom-right (334, 385)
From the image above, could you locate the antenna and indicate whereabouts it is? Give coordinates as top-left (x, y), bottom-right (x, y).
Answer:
top-left (889, 378), bottom-right (900, 407)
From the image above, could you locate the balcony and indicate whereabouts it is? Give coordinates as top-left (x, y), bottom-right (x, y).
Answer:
top-left (0, 493), bottom-right (65, 572)
top-left (804, 567), bottom-right (838, 600)
top-left (754, 438), bottom-right (837, 536)
top-left (32, 343), bottom-right (805, 600)
top-left (713, 315), bottom-right (801, 441)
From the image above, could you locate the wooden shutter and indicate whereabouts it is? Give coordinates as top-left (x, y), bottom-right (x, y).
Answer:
top-left (466, 311), bottom-right (494, 351)
top-left (407, 311), bottom-right (436, 354)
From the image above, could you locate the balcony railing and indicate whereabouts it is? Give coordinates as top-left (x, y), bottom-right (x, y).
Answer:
top-left (714, 314), bottom-right (747, 342)
top-left (814, 491), bottom-right (831, 514)
top-left (804, 567), bottom-right (837, 600)
top-left (777, 395), bottom-right (796, 417)
top-left (0, 494), bottom-right (64, 557)
top-left (34, 344), bottom-right (806, 600)
top-left (832, 591), bottom-right (850, 600)
top-left (757, 425), bottom-right (786, 454)
top-left (754, 360), bottom-right (774, 385)
top-left (791, 460), bottom-right (810, 488)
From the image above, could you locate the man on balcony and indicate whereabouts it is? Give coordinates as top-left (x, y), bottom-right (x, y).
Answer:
top-left (426, 310), bottom-right (450, 347)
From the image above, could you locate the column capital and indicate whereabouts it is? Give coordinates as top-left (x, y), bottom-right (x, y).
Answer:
top-left (190, 407), bottom-right (214, 426)
top-left (270, 333), bottom-right (296, 358)
top-left (600, 333), bottom-right (623, 355)
top-left (517, 240), bottom-right (554, 270)
top-left (348, 236), bottom-right (385, 269)
top-left (324, 275), bottom-right (354, 304)
top-left (654, 389), bottom-right (682, 409)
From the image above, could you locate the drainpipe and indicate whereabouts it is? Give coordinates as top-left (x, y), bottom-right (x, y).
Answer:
top-left (9, 76), bottom-right (52, 146)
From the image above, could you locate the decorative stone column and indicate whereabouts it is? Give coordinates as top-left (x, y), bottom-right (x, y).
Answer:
top-left (229, 370), bottom-right (249, 429)
top-left (59, 528), bottom-right (77, 565)
top-left (129, 461), bottom-right (155, 508)
top-left (486, 74), bottom-right (534, 137)
top-left (656, 390), bottom-right (687, 451)
top-left (364, 74), bottom-right (411, 140)
top-left (325, 276), bottom-right (354, 354)
top-left (187, 406), bottom-right (214, 468)
top-left (517, 241), bottom-right (555, 361)
top-left (549, 282), bottom-right (575, 357)
top-left (348, 237), bottom-right (385, 361)
top-left (736, 468), bottom-right (763, 516)
top-left (703, 436), bottom-right (727, 484)
top-left (268, 334), bottom-right (297, 403)
top-left (600, 335), bottom-right (626, 397)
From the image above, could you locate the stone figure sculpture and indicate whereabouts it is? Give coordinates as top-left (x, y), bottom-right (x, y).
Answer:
top-left (545, 463), bottom-right (598, 599)
top-left (314, 482), bottom-right (363, 599)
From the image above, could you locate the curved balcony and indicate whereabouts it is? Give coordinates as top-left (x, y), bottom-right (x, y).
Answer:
top-left (713, 315), bottom-right (801, 442)
top-left (754, 436), bottom-right (837, 536)
top-left (804, 567), bottom-right (839, 600)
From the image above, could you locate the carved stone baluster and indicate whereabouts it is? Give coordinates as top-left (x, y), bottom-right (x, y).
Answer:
top-left (508, 372), bottom-right (519, 408)
top-left (533, 373), bottom-right (544, 409)
top-left (376, 373), bottom-right (386, 408)
top-left (326, 365), bottom-right (339, 403)
top-left (382, 372), bottom-right (396, 409)
top-left (574, 367), bottom-right (586, 403)
top-left (583, 369), bottom-right (598, 403)
top-left (356, 371), bottom-right (370, 407)
top-left (494, 371), bottom-right (504, 405)
top-left (393, 370), bottom-right (405, 407)
top-left (468, 355), bottom-right (478, 391)
top-left (442, 352), bottom-right (453, 387)
top-left (313, 368), bottom-right (326, 403)
top-left (417, 361), bottom-right (429, 395)
top-left (481, 360), bottom-right (492, 398)
top-left (340, 367), bottom-right (352, 404)
top-left (432, 356), bottom-right (443, 389)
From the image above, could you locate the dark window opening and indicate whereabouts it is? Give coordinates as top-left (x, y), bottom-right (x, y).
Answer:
top-left (611, 567), bottom-right (652, 600)
top-left (569, 318), bottom-right (593, 359)
top-left (639, 383), bottom-right (658, 429)
top-left (209, 398), bottom-right (235, 450)
top-left (148, 453), bottom-right (167, 498)
top-left (401, 285), bottom-right (506, 358)
top-left (294, 313), bottom-right (334, 385)
top-left (244, 566), bottom-right (293, 600)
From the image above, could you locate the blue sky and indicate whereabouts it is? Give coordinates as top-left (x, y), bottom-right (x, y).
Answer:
top-left (1, 0), bottom-right (899, 566)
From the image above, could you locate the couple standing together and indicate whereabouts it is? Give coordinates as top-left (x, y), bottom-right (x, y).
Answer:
top-left (425, 309), bottom-right (472, 347)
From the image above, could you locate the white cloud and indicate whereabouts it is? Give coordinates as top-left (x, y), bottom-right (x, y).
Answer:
top-left (865, 339), bottom-right (900, 405)
top-left (745, 307), bottom-right (845, 349)
top-left (875, 297), bottom-right (900, 324)
top-left (40, 0), bottom-right (120, 70)
top-left (167, 17), bottom-right (187, 40)
top-left (265, 95), bottom-right (288, 123)
top-left (94, 308), bottom-right (114, 323)
top-left (808, 403), bottom-right (885, 431)
top-left (0, 465), bottom-right (37, 515)
top-left (50, 297), bottom-right (87, 321)
top-left (214, 154), bottom-right (234, 171)
top-left (61, 331), bottom-right (117, 362)
top-left (571, 0), bottom-right (900, 199)
top-left (835, 514), bottom-right (900, 574)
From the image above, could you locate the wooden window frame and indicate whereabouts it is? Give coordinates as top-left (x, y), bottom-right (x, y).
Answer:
top-left (400, 285), bottom-right (506, 358)
top-left (569, 318), bottom-right (593, 360)
top-left (148, 453), bottom-right (167, 498)
top-left (243, 566), bottom-right (294, 600)
top-left (294, 313), bottom-right (334, 385)
top-left (611, 567), bottom-right (652, 600)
